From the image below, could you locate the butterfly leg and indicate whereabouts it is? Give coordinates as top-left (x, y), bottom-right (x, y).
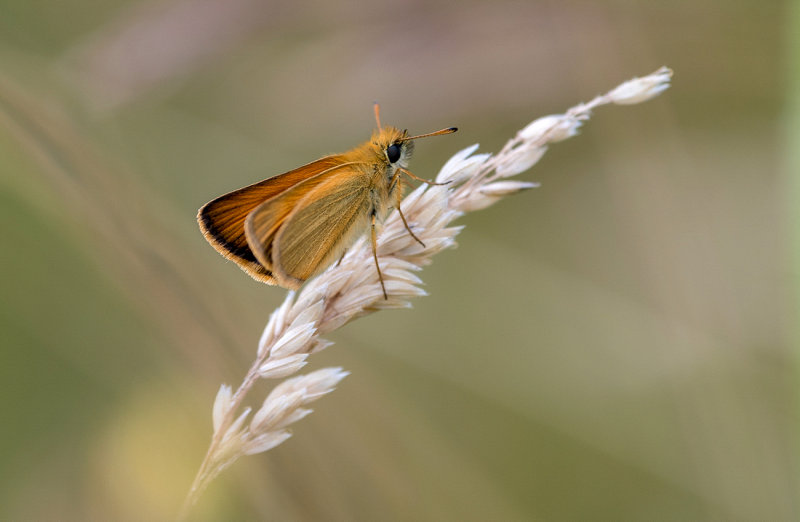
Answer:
top-left (397, 206), bottom-right (425, 248)
top-left (371, 211), bottom-right (388, 300)
top-left (389, 171), bottom-right (425, 249)
top-left (398, 167), bottom-right (451, 186)
top-left (335, 248), bottom-right (347, 267)
top-left (388, 171), bottom-right (401, 194)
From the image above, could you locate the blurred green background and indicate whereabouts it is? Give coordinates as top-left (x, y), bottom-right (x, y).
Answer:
top-left (0, 0), bottom-right (795, 520)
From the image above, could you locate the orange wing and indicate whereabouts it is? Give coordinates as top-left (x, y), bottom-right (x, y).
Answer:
top-left (245, 163), bottom-right (373, 289)
top-left (197, 155), bottom-right (346, 283)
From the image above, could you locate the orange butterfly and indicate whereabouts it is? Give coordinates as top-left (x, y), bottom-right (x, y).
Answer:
top-left (198, 105), bottom-right (456, 298)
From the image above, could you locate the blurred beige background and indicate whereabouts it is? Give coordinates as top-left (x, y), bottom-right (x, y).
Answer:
top-left (0, 0), bottom-right (795, 520)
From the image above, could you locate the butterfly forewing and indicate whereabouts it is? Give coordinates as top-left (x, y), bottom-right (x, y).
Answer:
top-left (198, 155), bottom-right (346, 282)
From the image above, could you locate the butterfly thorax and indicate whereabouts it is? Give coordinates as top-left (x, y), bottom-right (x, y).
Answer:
top-left (347, 126), bottom-right (414, 219)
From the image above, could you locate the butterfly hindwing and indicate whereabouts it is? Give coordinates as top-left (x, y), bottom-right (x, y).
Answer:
top-left (245, 163), bottom-right (373, 288)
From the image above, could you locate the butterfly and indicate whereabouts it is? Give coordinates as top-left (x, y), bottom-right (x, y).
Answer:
top-left (198, 105), bottom-right (456, 298)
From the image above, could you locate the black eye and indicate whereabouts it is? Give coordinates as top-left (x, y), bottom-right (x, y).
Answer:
top-left (386, 144), bottom-right (401, 163)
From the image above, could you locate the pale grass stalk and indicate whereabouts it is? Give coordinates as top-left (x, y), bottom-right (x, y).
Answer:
top-left (179, 66), bottom-right (673, 518)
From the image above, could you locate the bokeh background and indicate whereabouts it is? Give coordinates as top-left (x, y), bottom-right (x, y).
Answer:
top-left (1, 0), bottom-right (796, 520)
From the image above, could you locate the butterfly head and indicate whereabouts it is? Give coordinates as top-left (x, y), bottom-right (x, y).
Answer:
top-left (372, 126), bottom-right (414, 170)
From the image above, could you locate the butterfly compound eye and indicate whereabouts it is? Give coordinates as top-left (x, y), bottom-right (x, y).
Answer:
top-left (386, 144), bottom-right (401, 163)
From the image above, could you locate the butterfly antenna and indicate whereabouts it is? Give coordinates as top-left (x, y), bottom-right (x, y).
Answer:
top-left (402, 127), bottom-right (457, 141)
top-left (373, 102), bottom-right (382, 130)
